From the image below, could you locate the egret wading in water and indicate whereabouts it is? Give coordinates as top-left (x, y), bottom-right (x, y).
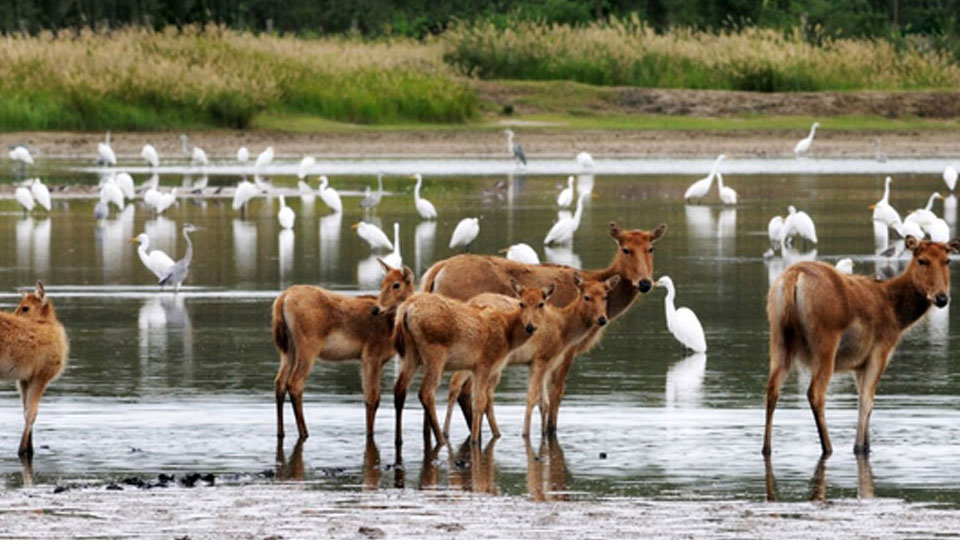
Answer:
top-left (780, 205), bottom-right (818, 248)
top-left (450, 217), bottom-right (480, 252)
top-left (15, 185), bottom-right (34, 214)
top-left (277, 195), bottom-right (295, 230)
top-left (255, 146), bottom-right (274, 169)
top-left (684, 154), bottom-right (725, 203)
top-left (656, 276), bottom-right (707, 353)
top-left (501, 243), bottom-right (540, 264)
top-left (944, 166), bottom-right (958, 192)
top-left (360, 172), bottom-right (384, 211)
top-left (237, 146), bottom-right (250, 163)
top-left (794, 122), bottom-right (819, 157)
top-left (181, 134), bottom-right (208, 166)
top-left (297, 156), bottom-right (315, 180)
top-left (114, 172), bottom-right (135, 201)
top-left (232, 180), bottom-right (258, 218)
top-left (381, 222), bottom-right (403, 269)
top-left (131, 233), bottom-right (175, 280)
top-left (764, 215), bottom-right (785, 257)
top-left (100, 176), bottom-right (125, 210)
top-left (544, 190), bottom-right (589, 245)
top-left (154, 189), bottom-right (177, 215)
top-left (141, 144), bottom-right (159, 168)
top-left (716, 171), bottom-right (738, 206)
top-left (159, 224), bottom-right (198, 293)
top-left (30, 179), bottom-right (51, 212)
top-left (870, 176), bottom-right (901, 230)
top-left (352, 221), bottom-right (393, 251)
top-left (557, 176), bottom-right (575, 208)
top-left (9, 145), bottom-right (34, 169)
top-left (504, 129), bottom-right (526, 166)
top-left (576, 151), bottom-right (594, 170)
top-left (318, 175), bottom-right (342, 214)
top-left (411, 173), bottom-right (437, 219)
top-left (97, 131), bottom-right (117, 166)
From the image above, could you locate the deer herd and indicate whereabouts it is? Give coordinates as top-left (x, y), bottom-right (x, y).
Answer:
top-left (1, 219), bottom-right (957, 464)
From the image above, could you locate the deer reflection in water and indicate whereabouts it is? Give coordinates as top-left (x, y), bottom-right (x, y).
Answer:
top-left (765, 455), bottom-right (874, 503)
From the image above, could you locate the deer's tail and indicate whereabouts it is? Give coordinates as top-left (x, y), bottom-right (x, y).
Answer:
top-left (272, 292), bottom-right (290, 355)
top-left (419, 260), bottom-right (445, 293)
top-left (767, 270), bottom-right (803, 369)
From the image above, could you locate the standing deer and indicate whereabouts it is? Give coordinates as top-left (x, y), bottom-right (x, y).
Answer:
top-left (271, 260), bottom-right (415, 440)
top-left (1, 282), bottom-right (69, 458)
top-left (441, 274), bottom-right (619, 438)
top-left (764, 236), bottom-right (960, 456)
top-left (392, 281), bottom-right (548, 446)
top-left (420, 222), bottom-right (666, 432)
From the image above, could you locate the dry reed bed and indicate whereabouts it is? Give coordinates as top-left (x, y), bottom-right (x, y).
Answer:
top-left (443, 16), bottom-right (960, 91)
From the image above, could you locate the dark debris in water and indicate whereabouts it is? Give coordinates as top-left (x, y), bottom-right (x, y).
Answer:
top-left (318, 467), bottom-right (344, 478)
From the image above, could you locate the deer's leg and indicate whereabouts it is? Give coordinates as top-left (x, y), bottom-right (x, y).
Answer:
top-left (807, 335), bottom-right (840, 457)
top-left (443, 372), bottom-right (469, 439)
top-left (853, 348), bottom-right (891, 455)
top-left (469, 367), bottom-right (491, 445)
top-left (18, 378), bottom-right (48, 459)
top-left (545, 348), bottom-right (577, 433)
top-left (274, 348), bottom-right (296, 439)
top-left (393, 353), bottom-right (419, 447)
top-left (762, 324), bottom-right (792, 456)
top-left (524, 360), bottom-right (548, 438)
top-left (360, 350), bottom-right (385, 438)
top-left (288, 343), bottom-right (319, 441)
top-left (456, 376), bottom-right (474, 431)
top-left (417, 347), bottom-right (447, 446)
top-left (484, 371), bottom-right (502, 439)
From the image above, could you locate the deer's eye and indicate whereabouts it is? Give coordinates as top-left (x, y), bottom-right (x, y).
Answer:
top-left (392, 282), bottom-right (400, 289)
top-left (519, 303), bottom-right (526, 308)
top-left (584, 295), bottom-right (591, 302)
top-left (537, 302), bottom-right (544, 309)
top-left (648, 247), bottom-right (655, 253)
top-left (622, 248), bottom-right (632, 255)
top-left (21, 307), bottom-right (28, 313)
top-left (919, 259), bottom-right (929, 266)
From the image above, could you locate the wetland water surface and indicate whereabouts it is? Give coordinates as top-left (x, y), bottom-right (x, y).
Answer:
top-left (1, 165), bottom-right (959, 507)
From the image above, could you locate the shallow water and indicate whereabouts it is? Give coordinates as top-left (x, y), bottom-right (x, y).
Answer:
top-left (1, 166), bottom-right (959, 505)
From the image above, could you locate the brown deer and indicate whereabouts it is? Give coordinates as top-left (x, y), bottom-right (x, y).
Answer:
top-left (271, 260), bottom-right (415, 440)
top-left (764, 236), bottom-right (960, 456)
top-left (442, 274), bottom-right (620, 438)
top-left (420, 221), bottom-right (666, 432)
top-left (392, 281), bottom-right (548, 446)
top-left (0, 281), bottom-right (69, 458)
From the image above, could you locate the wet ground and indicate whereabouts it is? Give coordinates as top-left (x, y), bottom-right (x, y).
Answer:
top-left (1, 159), bottom-right (960, 535)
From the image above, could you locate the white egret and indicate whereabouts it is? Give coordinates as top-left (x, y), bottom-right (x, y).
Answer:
top-left (944, 166), bottom-right (958, 192)
top-left (780, 205), bottom-right (817, 247)
top-left (870, 176), bottom-right (901, 229)
top-left (255, 146), bottom-right (274, 169)
top-left (180, 134), bottom-right (208, 166)
top-left (277, 195), bottom-right (295, 229)
top-left (576, 151), bottom-right (594, 169)
top-left (114, 172), bottom-right (136, 200)
top-left (449, 217), bottom-right (480, 251)
top-left (412, 173), bottom-right (437, 219)
top-left (794, 122), bottom-right (819, 156)
top-left (656, 276), bottom-right (707, 353)
top-left (8, 145), bottom-right (34, 165)
top-left (297, 156), bottom-right (316, 179)
top-left (237, 146), bottom-right (249, 163)
top-left (30, 179), bottom-right (51, 211)
top-left (544, 190), bottom-right (588, 245)
top-left (360, 173), bottom-right (384, 210)
top-left (232, 180), bottom-right (259, 216)
top-left (501, 243), bottom-right (540, 264)
top-left (15, 186), bottom-right (34, 212)
top-left (716, 171), bottom-right (738, 206)
top-left (767, 215), bottom-right (784, 248)
top-left (97, 131), bottom-right (117, 166)
top-left (381, 222), bottom-right (403, 269)
top-left (318, 176), bottom-right (343, 213)
top-left (353, 221), bottom-right (393, 251)
top-left (141, 144), bottom-right (159, 168)
top-left (557, 176), bottom-right (575, 208)
top-left (158, 223), bottom-right (198, 293)
top-left (684, 154), bottom-right (724, 202)
top-left (927, 218), bottom-right (950, 243)
top-left (904, 192), bottom-right (942, 230)
top-left (297, 180), bottom-right (316, 204)
top-left (894, 220), bottom-right (924, 240)
top-left (835, 258), bottom-right (854, 274)
top-left (155, 189), bottom-right (177, 214)
top-left (504, 129), bottom-right (526, 166)
top-left (253, 174), bottom-right (272, 192)
top-left (93, 199), bottom-right (109, 220)
top-left (100, 177), bottom-right (125, 210)
top-left (131, 233), bottom-right (175, 280)
top-left (144, 187), bottom-right (162, 209)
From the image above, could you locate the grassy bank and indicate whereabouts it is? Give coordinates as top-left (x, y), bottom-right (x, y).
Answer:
top-left (0, 26), bottom-right (476, 130)
top-left (443, 17), bottom-right (960, 92)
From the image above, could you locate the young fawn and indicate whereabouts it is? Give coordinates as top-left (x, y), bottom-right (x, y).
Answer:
top-left (764, 236), bottom-right (960, 456)
top-left (0, 282), bottom-right (69, 458)
top-left (271, 260), bottom-right (415, 440)
top-left (392, 281), bottom-right (548, 446)
top-left (421, 222), bottom-right (666, 432)
top-left (443, 274), bottom-right (620, 438)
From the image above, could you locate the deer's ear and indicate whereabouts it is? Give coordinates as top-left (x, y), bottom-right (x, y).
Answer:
top-left (609, 222), bottom-right (623, 243)
top-left (34, 281), bottom-right (45, 300)
top-left (402, 265), bottom-right (415, 283)
top-left (905, 235), bottom-right (920, 252)
top-left (509, 278), bottom-right (524, 297)
top-left (949, 238), bottom-right (960, 254)
top-left (377, 258), bottom-right (392, 274)
top-left (604, 275), bottom-right (621, 292)
top-left (542, 283), bottom-right (556, 300)
top-left (650, 223), bottom-right (668, 242)
top-left (572, 272), bottom-right (584, 288)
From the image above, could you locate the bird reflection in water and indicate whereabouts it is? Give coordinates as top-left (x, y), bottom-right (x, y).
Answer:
top-left (232, 218), bottom-right (258, 281)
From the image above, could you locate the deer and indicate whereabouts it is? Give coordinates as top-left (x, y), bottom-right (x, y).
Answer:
top-left (419, 221), bottom-right (666, 433)
top-left (764, 236), bottom-right (960, 457)
top-left (391, 281), bottom-right (548, 446)
top-left (0, 281), bottom-right (69, 458)
top-left (271, 260), bottom-right (415, 440)
top-left (440, 274), bottom-right (620, 439)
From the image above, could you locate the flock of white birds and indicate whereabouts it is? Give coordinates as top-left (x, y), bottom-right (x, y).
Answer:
top-left (7, 122), bottom-right (958, 355)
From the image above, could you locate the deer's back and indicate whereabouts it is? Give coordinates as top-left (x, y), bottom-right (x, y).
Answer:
top-left (280, 285), bottom-right (390, 344)
top-left (428, 255), bottom-right (580, 306)
top-left (0, 314), bottom-right (68, 382)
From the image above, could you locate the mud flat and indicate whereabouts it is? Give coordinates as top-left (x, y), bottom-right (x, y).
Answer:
top-left (1, 483), bottom-right (959, 539)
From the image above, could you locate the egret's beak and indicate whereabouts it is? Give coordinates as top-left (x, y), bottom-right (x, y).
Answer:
top-left (129, 237), bottom-right (139, 243)
top-left (498, 247), bottom-right (509, 254)
top-left (409, 175), bottom-right (417, 180)
top-left (351, 223), bottom-right (360, 230)
top-left (591, 192), bottom-right (599, 199)
top-left (869, 204), bottom-right (876, 210)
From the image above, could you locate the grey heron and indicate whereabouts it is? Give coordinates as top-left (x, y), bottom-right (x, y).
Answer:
top-left (504, 129), bottom-right (527, 166)
top-left (159, 223), bottom-right (198, 293)
top-left (359, 172), bottom-right (384, 210)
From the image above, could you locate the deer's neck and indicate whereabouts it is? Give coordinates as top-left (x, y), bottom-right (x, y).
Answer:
top-left (585, 265), bottom-right (638, 320)
top-left (558, 301), bottom-right (595, 343)
top-left (882, 272), bottom-right (931, 330)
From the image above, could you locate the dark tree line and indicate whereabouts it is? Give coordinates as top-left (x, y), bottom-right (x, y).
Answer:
top-left (1, 0), bottom-right (957, 42)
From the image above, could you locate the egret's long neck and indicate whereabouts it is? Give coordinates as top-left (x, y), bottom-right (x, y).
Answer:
top-left (506, 133), bottom-right (513, 153)
top-left (926, 194), bottom-right (938, 211)
top-left (809, 125), bottom-right (818, 138)
top-left (182, 229), bottom-right (194, 265)
top-left (182, 137), bottom-right (189, 155)
top-left (137, 242), bottom-right (149, 261)
top-left (414, 177), bottom-right (422, 199)
top-left (393, 223), bottom-right (400, 251)
top-left (377, 174), bottom-right (383, 193)
top-left (664, 286), bottom-right (677, 322)
top-left (319, 177), bottom-right (328, 190)
top-left (882, 179), bottom-right (891, 203)
top-left (717, 174), bottom-right (725, 189)
top-left (572, 194), bottom-right (585, 225)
